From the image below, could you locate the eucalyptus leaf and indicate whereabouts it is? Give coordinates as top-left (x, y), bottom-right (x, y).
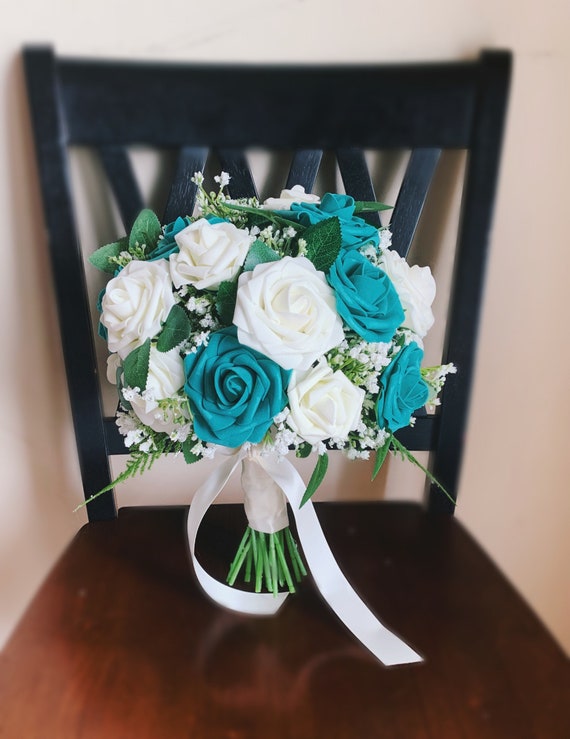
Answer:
top-left (128, 209), bottom-right (162, 253)
top-left (88, 237), bottom-right (128, 273)
top-left (354, 201), bottom-right (393, 213)
top-left (243, 240), bottom-right (280, 271)
top-left (216, 280), bottom-right (238, 324)
top-left (303, 217), bottom-right (342, 273)
top-left (156, 305), bottom-right (192, 352)
top-left (123, 339), bottom-right (151, 391)
top-left (300, 452), bottom-right (329, 508)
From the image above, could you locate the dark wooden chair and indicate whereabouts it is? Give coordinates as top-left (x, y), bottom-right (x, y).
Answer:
top-left (1, 46), bottom-right (568, 737)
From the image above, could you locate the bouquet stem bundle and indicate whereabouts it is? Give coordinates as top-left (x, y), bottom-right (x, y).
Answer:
top-left (227, 526), bottom-right (307, 596)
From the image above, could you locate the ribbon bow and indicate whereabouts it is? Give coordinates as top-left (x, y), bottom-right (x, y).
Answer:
top-left (186, 447), bottom-right (422, 666)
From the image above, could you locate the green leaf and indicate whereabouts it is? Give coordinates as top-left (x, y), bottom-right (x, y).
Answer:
top-left (243, 240), bottom-right (281, 271)
top-left (129, 209), bottom-right (162, 253)
top-left (123, 339), bottom-right (151, 391)
top-left (390, 435), bottom-right (457, 507)
top-left (354, 201), bottom-right (393, 213)
top-left (88, 237), bottom-right (128, 273)
top-left (182, 438), bottom-right (201, 465)
top-left (371, 436), bottom-right (391, 481)
top-left (156, 305), bottom-right (191, 352)
top-left (303, 217), bottom-right (342, 273)
top-left (300, 453), bottom-right (329, 508)
top-left (216, 280), bottom-right (238, 324)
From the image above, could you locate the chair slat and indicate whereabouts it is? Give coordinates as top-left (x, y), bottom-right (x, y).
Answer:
top-left (389, 148), bottom-right (441, 258)
top-left (97, 145), bottom-right (144, 231)
top-left (285, 150), bottom-right (323, 192)
top-left (336, 148), bottom-right (380, 226)
top-left (163, 146), bottom-right (208, 222)
top-left (216, 149), bottom-right (258, 199)
top-left (58, 59), bottom-right (479, 149)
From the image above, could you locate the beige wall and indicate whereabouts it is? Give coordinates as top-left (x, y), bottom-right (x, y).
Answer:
top-left (1, 0), bottom-right (568, 654)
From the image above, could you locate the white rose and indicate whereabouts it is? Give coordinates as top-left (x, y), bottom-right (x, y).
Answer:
top-left (287, 360), bottom-right (365, 444)
top-left (101, 260), bottom-right (176, 359)
top-left (129, 348), bottom-right (187, 434)
top-left (170, 218), bottom-right (253, 290)
top-left (379, 249), bottom-right (436, 338)
top-left (233, 256), bottom-right (345, 371)
top-left (261, 185), bottom-right (321, 210)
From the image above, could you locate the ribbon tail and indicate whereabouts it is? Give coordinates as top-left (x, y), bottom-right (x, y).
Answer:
top-left (186, 448), bottom-right (289, 616)
top-left (259, 454), bottom-right (423, 667)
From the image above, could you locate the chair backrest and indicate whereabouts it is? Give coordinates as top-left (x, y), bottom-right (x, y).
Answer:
top-left (23, 46), bottom-right (511, 521)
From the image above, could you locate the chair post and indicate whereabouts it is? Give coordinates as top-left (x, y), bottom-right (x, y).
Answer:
top-left (428, 51), bottom-right (512, 513)
top-left (23, 46), bottom-right (117, 520)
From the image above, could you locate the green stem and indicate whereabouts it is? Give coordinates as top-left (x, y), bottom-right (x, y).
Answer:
top-left (274, 533), bottom-right (296, 593)
top-left (226, 527), bottom-right (252, 586)
top-left (389, 435), bottom-right (456, 506)
top-left (221, 202), bottom-right (302, 230)
top-left (226, 526), bottom-right (307, 594)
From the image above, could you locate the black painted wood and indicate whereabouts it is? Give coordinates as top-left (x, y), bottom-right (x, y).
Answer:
top-left (57, 60), bottom-right (479, 149)
top-left (97, 145), bottom-right (144, 231)
top-left (428, 52), bottom-right (511, 513)
top-left (163, 146), bottom-right (208, 222)
top-left (23, 46), bottom-right (511, 520)
top-left (24, 47), bottom-right (116, 521)
top-left (285, 149), bottom-right (323, 191)
top-left (336, 148), bottom-right (380, 226)
top-left (217, 149), bottom-right (258, 199)
top-left (390, 148), bottom-right (442, 258)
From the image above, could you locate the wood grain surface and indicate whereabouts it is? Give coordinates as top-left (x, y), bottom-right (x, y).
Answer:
top-left (1, 503), bottom-right (568, 738)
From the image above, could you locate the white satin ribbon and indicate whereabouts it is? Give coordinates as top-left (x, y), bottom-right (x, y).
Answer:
top-left (186, 448), bottom-right (422, 665)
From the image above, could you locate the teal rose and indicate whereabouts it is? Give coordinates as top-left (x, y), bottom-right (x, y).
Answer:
top-left (284, 193), bottom-right (380, 250)
top-left (147, 216), bottom-right (192, 261)
top-left (184, 326), bottom-right (291, 447)
top-left (328, 249), bottom-right (404, 342)
top-left (376, 342), bottom-right (429, 432)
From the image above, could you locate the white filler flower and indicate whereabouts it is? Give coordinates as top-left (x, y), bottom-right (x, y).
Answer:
top-left (233, 256), bottom-right (344, 370)
top-left (379, 249), bottom-right (436, 338)
top-left (101, 259), bottom-right (176, 359)
top-left (170, 217), bottom-right (253, 290)
top-left (287, 359), bottom-right (365, 444)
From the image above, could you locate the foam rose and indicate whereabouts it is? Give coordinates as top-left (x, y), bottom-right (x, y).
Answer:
top-left (233, 256), bottom-right (344, 371)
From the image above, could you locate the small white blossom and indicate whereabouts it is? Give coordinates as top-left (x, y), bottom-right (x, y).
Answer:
top-left (122, 386), bottom-right (140, 402)
top-left (214, 171), bottom-right (231, 188)
top-left (379, 228), bottom-right (392, 252)
top-left (186, 295), bottom-right (212, 315)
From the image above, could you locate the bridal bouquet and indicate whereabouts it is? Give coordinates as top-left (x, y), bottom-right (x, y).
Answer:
top-left (89, 172), bottom-right (455, 665)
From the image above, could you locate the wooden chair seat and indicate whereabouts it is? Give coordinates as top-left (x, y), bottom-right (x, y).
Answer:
top-left (1, 503), bottom-right (568, 737)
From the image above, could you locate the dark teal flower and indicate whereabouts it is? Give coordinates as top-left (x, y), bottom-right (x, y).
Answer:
top-left (147, 216), bottom-right (192, 261)
top-left (376, 342), bottom-right (429, 432)
top-left (183, 326), bottom-right (291, 447)
top-left (284, 193), bottom-right (380, 250)
top-left (328, 249), bottom-right (404, 342)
